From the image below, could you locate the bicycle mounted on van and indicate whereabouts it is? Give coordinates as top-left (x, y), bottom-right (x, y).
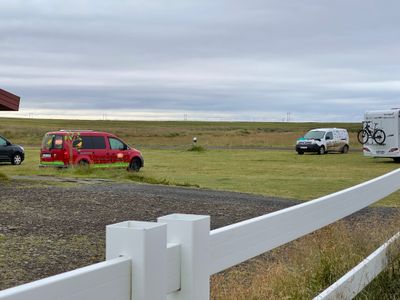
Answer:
top-left (357, 121), bottom-right (386, 145)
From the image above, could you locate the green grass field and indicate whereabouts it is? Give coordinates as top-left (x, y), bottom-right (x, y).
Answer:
top-left (0, 117), bottom-right (361, 148)
top-left (0, 117), bottom-right (398, 205)
top-left (2, 146), bottom-right (399, 206)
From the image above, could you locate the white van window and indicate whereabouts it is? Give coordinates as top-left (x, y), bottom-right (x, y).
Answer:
top-left (304, 131), bottom-right (325, 140)
top-left (325, 132), bottom-right (333, 140)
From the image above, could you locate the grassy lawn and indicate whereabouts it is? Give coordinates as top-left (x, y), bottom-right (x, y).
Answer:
top-left (2, 147), bottom-right (399, 206)
top-left (0, 117), bottom-right (361, 148)
top-left (1, 117), bottom-right (398, 205)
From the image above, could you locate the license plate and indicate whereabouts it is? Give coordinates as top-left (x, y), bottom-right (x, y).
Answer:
top-left (376, 151), bottom-right (385, 154)
top-left (42, 153), bottom-right (51, 158)
top-left (300, 147), bottom-right (307, 149)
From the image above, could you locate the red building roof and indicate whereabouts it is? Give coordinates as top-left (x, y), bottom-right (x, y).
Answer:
top-left (0, 89), bottom-right (20, 111)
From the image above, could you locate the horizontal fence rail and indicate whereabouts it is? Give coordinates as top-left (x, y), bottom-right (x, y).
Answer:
top-left (315, 232), bottom-right (400, 300)
top-left (209, 168), bottom-right (400, 274)
top-left (0, 257), bottom-right (131, 300)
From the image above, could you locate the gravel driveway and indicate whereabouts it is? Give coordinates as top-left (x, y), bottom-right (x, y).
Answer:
top-left (0, 179), bottom-right (398, 290)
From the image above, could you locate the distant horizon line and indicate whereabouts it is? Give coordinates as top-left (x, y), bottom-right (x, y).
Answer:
top-left (0, 114), bottom-right (360, 124)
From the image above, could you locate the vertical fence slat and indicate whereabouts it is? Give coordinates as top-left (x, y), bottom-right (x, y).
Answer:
top-left (158, 214), bottom-right (210, 300)
top-left (106, 221), bottom-right (167, 300)
top-left (166, 243), bottom-right (181, 293)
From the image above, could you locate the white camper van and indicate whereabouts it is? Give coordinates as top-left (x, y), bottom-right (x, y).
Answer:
top-left (296, 128), bottom-right (349, 155)
top-left (361, 109), bottom-right (400, 162)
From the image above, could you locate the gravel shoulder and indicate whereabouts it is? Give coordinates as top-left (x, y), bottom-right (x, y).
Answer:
top-left (0, 179), bottom-right (398, 290)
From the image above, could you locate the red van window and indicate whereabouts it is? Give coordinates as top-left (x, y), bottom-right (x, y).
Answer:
top-left (109, 137), bottom-right (126, 150)
top-left (74, 136), bottom-right (106, 149)
top-left (42, 134), bottom-right (63, 150)
top-left (54, 135), bottom-right (63, 149)
top-left (90, 136), bottom-right (106, 149)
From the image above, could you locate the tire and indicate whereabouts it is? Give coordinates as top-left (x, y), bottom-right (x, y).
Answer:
top-left (78, 160), bottom-right (89, 168)
top-left (11, 153), bottom-right (22, 165)
top-left (357, 129), bottom-right (369, 144)
top-left (129, 158), bottom-right (141, 172)
top-left (297, 151), bottom-right (304, 155)
top-left (341, 145), bottom-right (349, 154)
top-left (318, 146), bottom-right (326, 155)
top-left (373, 129), bottom-right (386, 145)
top-left (393, 158), bottom-right (400, 163)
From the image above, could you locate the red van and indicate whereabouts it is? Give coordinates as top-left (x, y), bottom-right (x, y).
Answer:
top-left (40, 130), bottom-right (144, 171)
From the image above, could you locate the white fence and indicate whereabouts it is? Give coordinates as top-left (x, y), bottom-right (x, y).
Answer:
top-left (0, 257), bottom-right (131, 300)
top-left (315, 232), bottom-right (400, 300)
top-left (1, 168), bottom-right (400, 300)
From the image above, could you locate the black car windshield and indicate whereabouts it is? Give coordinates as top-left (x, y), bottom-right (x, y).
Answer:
top-left (0, 136), bottom-right (8, 146)
top-left (304, 131), bottom-right (325, 140)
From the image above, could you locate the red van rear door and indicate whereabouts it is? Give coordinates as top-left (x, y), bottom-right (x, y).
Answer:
top-left (41, 134), bottom-right (67, 166)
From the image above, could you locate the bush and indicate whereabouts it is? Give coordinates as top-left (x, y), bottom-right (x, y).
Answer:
top-left (187, 145), bottom-right (206, 152)
top-left (126, 173), bottom-right (199, 188)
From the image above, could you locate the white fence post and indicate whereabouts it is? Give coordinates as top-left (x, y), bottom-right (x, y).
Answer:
top-left (158, 214), bottom-right (210, 300)
top-left (106, 221), bottom-right (167, 300)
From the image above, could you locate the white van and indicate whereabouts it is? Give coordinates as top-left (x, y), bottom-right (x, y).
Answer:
top-left (296, 128), bottom-right (349, 155)
top-left (361, 109), bottom-right (400, 162)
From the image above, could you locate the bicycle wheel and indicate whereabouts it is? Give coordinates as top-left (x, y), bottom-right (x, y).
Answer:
top-left (357, 129), bottom-right (369, 144)
top-left (373, 129), bottom-right (386, 145)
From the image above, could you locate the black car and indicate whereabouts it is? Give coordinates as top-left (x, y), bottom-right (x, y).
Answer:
top-left (0, 135), bottom-right (25, 165)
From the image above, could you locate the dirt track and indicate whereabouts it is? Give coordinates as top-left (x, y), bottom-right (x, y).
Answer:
top-left (0, 179), bottom-right (399, 290)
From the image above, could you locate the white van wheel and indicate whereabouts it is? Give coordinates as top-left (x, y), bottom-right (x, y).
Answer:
top-left (341, 145), bottom-right (349, 154)
top-left (318, 146), bottom-right (326, 155)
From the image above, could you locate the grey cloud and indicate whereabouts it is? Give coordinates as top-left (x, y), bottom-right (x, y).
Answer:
top-left (1, 0), bottom-right (400, 121)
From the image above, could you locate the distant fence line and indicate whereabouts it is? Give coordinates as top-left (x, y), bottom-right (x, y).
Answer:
top-left (1, 168), bottom-right (400, 300)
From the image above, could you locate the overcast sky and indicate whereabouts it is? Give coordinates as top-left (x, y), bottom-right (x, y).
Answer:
top-left (1, 0), bottom-right (399, 121)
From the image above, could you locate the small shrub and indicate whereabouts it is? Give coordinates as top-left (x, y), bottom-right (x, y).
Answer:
top-left (187, 145), bottom-right (206, 152)
top-left (239, 129), bottom-right (251, 135)
top-left (126, 173), bottom-right (199, 188)
top-left (166, 132), bottom-right (181, 137)
top-left (0, 172), bottom-right (9, 181)
top-left (73, 166), bottom-right (94, 175)
top-left (126, 173), bottom-right (170, 185)
top-left (176, 182), bottom-right (200, 188)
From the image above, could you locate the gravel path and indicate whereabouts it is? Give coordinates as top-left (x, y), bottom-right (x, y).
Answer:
top-left (0, 179), bottom-right (398, 290)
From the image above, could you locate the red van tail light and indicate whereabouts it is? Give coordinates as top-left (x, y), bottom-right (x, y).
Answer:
top-left (363, 147), bottom-right (371, 152)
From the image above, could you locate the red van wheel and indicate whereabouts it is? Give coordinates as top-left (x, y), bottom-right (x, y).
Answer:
top-left (78, 160), bottom-right (89, 168)
top-left (129, 158), bottom-right (141, 172)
